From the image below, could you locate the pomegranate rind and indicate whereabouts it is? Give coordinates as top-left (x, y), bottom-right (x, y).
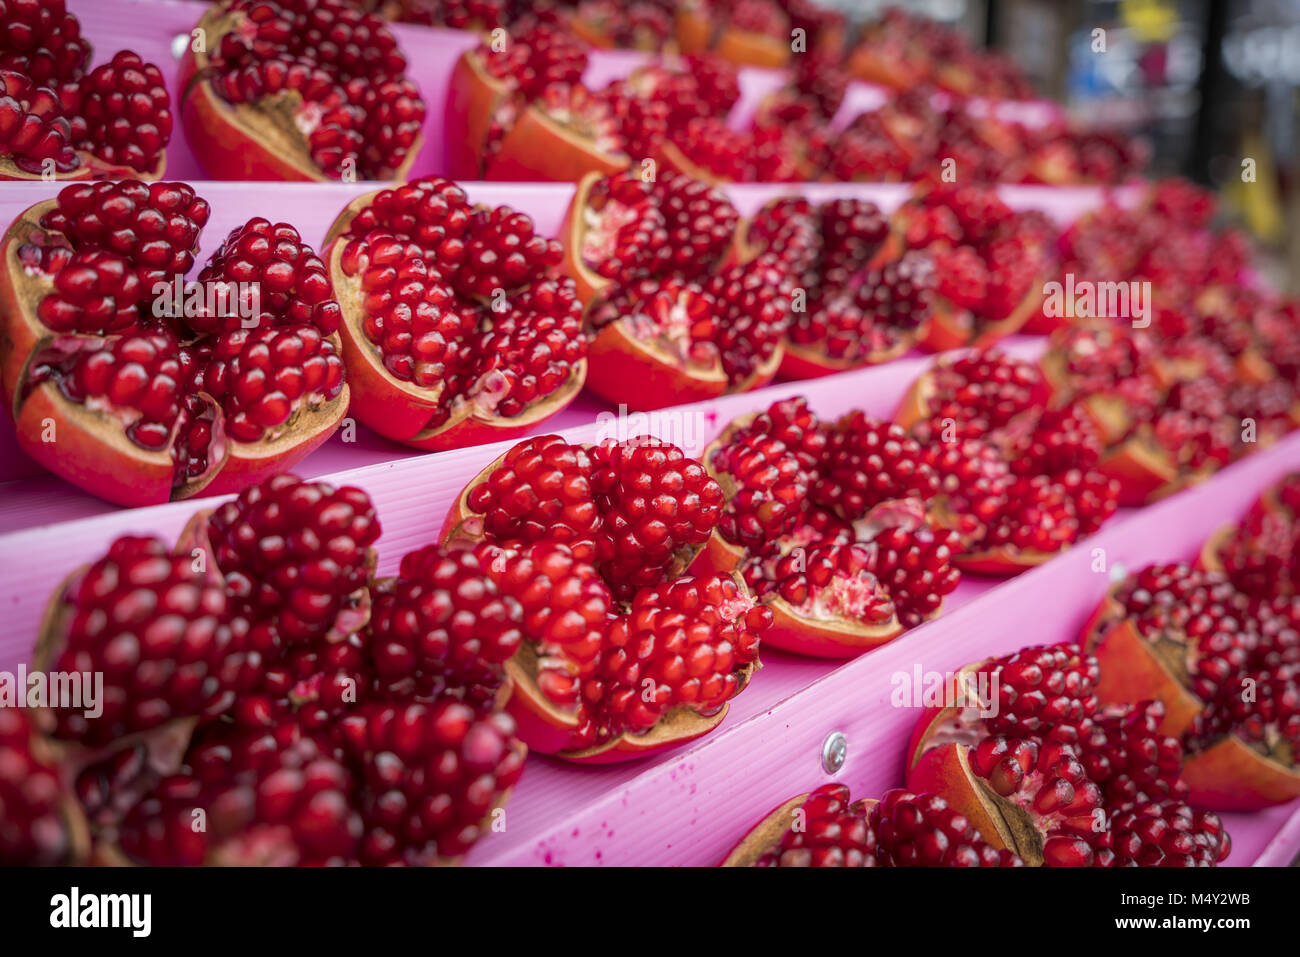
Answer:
top-left (777, 337), bottom-right (911, 380)
top-left (759, 600), bottom-right (904, 658)
top-left (557, 669), bottom-right (755, 764)
top-left (1182, 735), bottom-right (1300, 812)
top-left (445, 49), bottom-right (509, 180)
top-left (559, 172), bottom-right (613, 305)
top-left (683, 528), bottom-right (747, 577)
top-left (14, 381), bottom-right (183, 506)
top-left (0, 156), bottom-right (91, 182)
top-left (179, 6), bottom-right (420, 183)
top-left (715, 29), bottom-right (791, 69)
top-left (1082, 615), bottom-right (1204, 737)
top-left (954, 546), bottom-right (1056, 576)
top-left (1097, 435), bottom-right (1185, 506)
top-left (673, 6), bottom-right (713, 54)
top-left (656, 138), bottom-right (728, 186)
top-left (847, 46), bottom-right (924, 90)
top-left (196, 384), bottom-right (348, 498)
top-left (484, 104), bottom-right (628, 183)
top-left (903, 662), bottom-right (984, 772)
top-left (0, 199), bottom-right (61, 411)
top-left (729, 346), bottom-right (783, 395)
top-left (893, 373), bottom-right (936, 434)
top-left (905, 742), bottom-right (1040, 864)
top-left (1195, 524), bottom-right (1234, 575)
top-left (80, 149), bottom-right (168, 183)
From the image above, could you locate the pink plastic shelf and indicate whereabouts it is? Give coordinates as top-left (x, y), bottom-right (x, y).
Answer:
top-left (2, 334), bottom-right (1297, 866)
top-left (66, 0), bottom-right (1066, 182)
top-left (0, 174), bottom-right (1123, 517)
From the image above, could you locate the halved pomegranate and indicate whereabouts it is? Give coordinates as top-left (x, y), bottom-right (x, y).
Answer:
top-left (31, 534), bottom-right (239, 751)
top-left (0, 2), bottom-right (173, 181)
top-left (426, 436), bottom-right (765, 763)
top-left (585, 277), bottom-right (727, 410)
top-left (477, 542), bottom-right (768, 763)
top-left (1081, 564), bottom-right (1258, 737)
top-left (567, 170), bottom-right (790, 409)
top-left (905, 640), bottom-right (1231, 865)
top-left (1182, 666), bottom-right (1300, 811)
top-left (872, 186), bottom-right (1050, 351)
top-left (713, 0), bottom-right (792, 68)
top-left (721, 783), bottom-right (1023, 867)
top-left (742, 539), bottom-right (903, 657)
top-left (1199, 474), bottom-right (1300, 600)
top-left (323, 176), bottom-right (587, 452)
top-left (696, 399), bottom-right (824, 576)
top-left (180, 0), bottom-right (424, 181)
top-left (0, 181), bottom-right (348, 505)
top-left (899, 352), bottom-right (1119, 574)
top-left (1043, 323), bottom-right (1240, 505)
top-left (446, 21), bottom-right (592, 179)
top-left (699, 405), bottom-right (959, 657)
top-left (485, 82), bottom-right (629, 182)
top-left (12, 473), bottom-right (544, 866)
top-left (721, 784), bottom-right (878, 867)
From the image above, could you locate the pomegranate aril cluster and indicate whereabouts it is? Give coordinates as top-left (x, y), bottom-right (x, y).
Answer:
top-left (0, 1), bottom-right (171, 175)
top-left (335, 175), bottom-right (585, 427)
top-left (9, 472), bottom-right (539, 867)
top-left (202, 0), bottom-right (425, 179)
top-left (10, 179), bottom-right (348, 496)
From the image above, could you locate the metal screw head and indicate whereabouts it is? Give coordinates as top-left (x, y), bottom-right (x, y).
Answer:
top-left (821, 731), bottom-right (847, 774)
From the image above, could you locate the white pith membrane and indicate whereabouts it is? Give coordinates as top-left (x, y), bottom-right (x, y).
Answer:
top-left (539, 88), bottom-right (625, 156)
top-left (626, 288), bottom-right (719, 367)
top-left (581, 196), bottom-right (640, 270)
top-left (798, 571), bottom-right (892, 622)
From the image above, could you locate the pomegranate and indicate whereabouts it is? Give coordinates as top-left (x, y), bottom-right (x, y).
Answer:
top-left (728, 196), bottom-right (900, 378)
top-left (0, 2), bottom-right (173, 180)
top-left (0, 182), bottom-right (349, 505)
top-left (700, 402), bottom-right (959, 657)
top-left (490, 544), bottom-right (769, 762)
top-left (570, 0), bottom-right (674, 51)
top-left (720, 783), bottom-right (1022, 867)
top-left (338, 697), bottom-right (525, 863)
top-left (905, 639), bottom-right (1231, 865)
top-left (447, 22), bottom-right (618, 182)
top-left (32, 535), bottom-right (238, 749)
top-left (899, 352), bottom-right (1119, 573)
top-left (1201, 475), bottom-right (1300, 601)
top-left (1082, 563), bottom-right (1258, 737)
top-left (180, 0), bottom-right (425, 181)
top-left (874, 186), bottom-right (1050, 350)
top-left (323, 176), bottom-right (587, 451)
top-left (568, 170), bottom-right (792, 409)
top-left (742, 539), bottom-right (903, 657)
top-left (10, 470), bottom-right (543, 865)
top-left (1182, 666), bottom-right (1300, 811)
top-left (443, 433), bottom-right (725, 601)
top-left (720, 784), bottom-right (878, 867)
